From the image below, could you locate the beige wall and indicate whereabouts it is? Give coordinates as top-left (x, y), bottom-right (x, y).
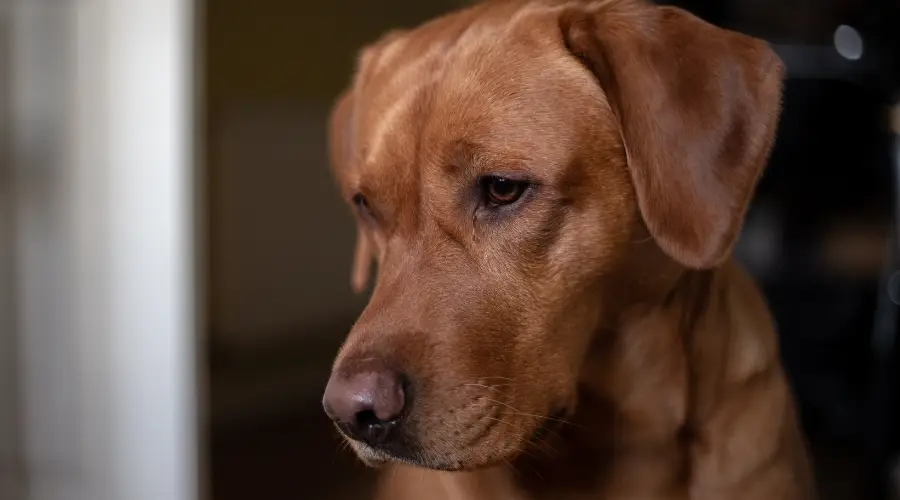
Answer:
top-left (206, 0), bottom-right (461, 349)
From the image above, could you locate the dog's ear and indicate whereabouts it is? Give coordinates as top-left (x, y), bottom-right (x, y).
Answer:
top-left (328, 89), bottom-right (373, 294)
top-left (560, 1), bottom-right (785, 269)
top-left (328, 30), bottom-right (411, 293)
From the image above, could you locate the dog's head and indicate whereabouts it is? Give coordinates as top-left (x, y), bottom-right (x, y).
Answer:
top-left (322, 0), bottom-right (783, 471)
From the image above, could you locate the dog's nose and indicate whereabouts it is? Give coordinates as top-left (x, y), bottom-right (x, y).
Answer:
top-left (323, 369), bottom-right (405, 445)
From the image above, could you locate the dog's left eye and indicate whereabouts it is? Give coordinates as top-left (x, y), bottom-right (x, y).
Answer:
top-left (481, 176), bottom-right (529, 207)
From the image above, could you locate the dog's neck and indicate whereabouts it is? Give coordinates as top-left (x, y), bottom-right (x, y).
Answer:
top-left (507, 267), bottom-right (721, 498)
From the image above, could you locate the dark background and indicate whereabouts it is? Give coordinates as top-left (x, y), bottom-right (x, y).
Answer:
top-left (204, 1), bottom-right (900, 499)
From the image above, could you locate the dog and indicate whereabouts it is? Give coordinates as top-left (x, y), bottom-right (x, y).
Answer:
top-left (321, 0), bottom-right (816, 498)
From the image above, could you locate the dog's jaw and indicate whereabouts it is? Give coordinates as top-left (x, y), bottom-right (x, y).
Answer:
top-left (349, 440), bottom-right (391, 467)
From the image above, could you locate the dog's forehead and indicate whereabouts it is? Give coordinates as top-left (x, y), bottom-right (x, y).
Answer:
top-left (352, 13), bottom-right (599, 190)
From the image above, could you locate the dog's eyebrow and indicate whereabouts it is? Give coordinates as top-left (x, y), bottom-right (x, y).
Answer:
top-left (440, 139), bottom-right (535, 176)
top-left (440, 139), bottom-right (483, 170)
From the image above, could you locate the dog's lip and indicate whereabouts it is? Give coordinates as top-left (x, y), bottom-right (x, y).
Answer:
top-left (337, 408), bottom-right (572, 471)
top-left (336, 423), bottom-right (417, 467)
top-left (352, 441), bottom-right (392, 467)
top-left (347, 434), bottom-right (468, 471)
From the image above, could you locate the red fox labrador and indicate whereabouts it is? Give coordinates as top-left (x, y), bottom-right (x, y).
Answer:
top-left (322, 0), bottom-right (816, 498)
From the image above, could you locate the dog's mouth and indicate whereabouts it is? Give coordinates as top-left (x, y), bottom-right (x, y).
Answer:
top-left (339, 407), bottom-right (570, 471)
top-left (349, 439), bottom-right (469, 471)
top-left (335, 422), bottom-right (450, 469)
top-left (347, 436), bottom-right (472, 471)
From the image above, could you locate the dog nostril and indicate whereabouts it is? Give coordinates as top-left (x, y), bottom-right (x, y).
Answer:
top-left (356, 408), bottom-right (383, 429)
top-left (354, 409), bottom-right (397, 444)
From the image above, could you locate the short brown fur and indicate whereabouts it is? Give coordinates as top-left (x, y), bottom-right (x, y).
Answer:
top-left (325, 0), bottom-right (815, 498)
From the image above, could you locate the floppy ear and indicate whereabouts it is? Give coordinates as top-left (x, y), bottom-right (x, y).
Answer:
top-left (560, 1), bottom-right (785, 269)
top-left (328, 30), bottom-right (412, 293)
top-left (328, 89), bottom-right (374, 294)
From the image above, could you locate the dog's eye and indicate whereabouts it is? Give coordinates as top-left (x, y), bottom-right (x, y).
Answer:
top-left (481, 176), bottom-right (529, 207)
top-left (352, 193), bottom-right (375, 220)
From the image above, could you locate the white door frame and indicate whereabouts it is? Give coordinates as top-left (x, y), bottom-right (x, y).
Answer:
top-left (2, 0), bottom-right (201, 499)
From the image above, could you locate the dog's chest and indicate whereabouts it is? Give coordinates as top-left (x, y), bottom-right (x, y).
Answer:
top-left (376, 447), bottom-right (691, 500)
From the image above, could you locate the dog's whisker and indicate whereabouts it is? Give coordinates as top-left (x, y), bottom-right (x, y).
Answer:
top-left (528, 433), bottom-right (563, 456)
top-left (498, 411), bottom-right (590, 431)
top-left (482, 397), bottom-right (524, 413)
top-left (513, 451), bottom-right (547, 482)
top-left (481, 415), bottom-right (532, 435)
top-left (501, 456), bottom-right (523, 478)
top-left (529, 424), bottom-right (567, 443)
top-left (335, 439), bottom-right (352, 454)
top-left (464, 381), bottom-right (515, 388)
top-left (481, 412), bottom-right (564, 458)
top-left (464, 383), bottom-right (513, 397)
top-left (486, 399), bottom-right (581, 432)
top-left (510, 443), bottom-right (543, 462)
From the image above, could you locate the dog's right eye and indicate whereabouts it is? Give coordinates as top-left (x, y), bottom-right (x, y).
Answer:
top-left (480, 175), bottom-right (530, 208)
top-left (352, 193), bottom-right (375, 222)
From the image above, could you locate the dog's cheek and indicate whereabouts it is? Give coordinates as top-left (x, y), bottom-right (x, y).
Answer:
top-left (509, 203), bottom-right (637, 410)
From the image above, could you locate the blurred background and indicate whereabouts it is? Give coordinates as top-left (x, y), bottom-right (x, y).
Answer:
top-left (1, 0), bottom-right (899, 499)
